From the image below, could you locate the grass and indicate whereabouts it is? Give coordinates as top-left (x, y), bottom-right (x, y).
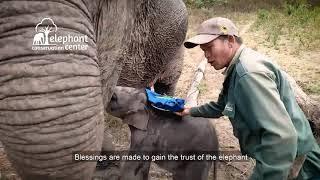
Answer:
top-left (253, 3), bottom-right (320, 51)
top-left (304, 81), bottom-right (320, 94)
top-left (185, 0), bottom-right (320, 51)
top-left (251, 3), bottom-right (320, 95)
top-left (184, 0), bottom-right (283, 10)
top-left (185, 3), bottom-right (320, 98)
top-left (198, 81), bottom-right (208, 94)
top-left (104, 113), bottom-right (130, 147)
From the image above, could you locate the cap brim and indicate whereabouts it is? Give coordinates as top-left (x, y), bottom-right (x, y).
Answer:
top-left (184, 34), bottom-right (219, 49)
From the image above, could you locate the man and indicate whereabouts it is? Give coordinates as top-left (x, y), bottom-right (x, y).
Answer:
top-left (177, 17), bottom-right (320, 179)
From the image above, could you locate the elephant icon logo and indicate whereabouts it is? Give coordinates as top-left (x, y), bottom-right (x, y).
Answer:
top-left (33, 18), bottom-right (57, 45)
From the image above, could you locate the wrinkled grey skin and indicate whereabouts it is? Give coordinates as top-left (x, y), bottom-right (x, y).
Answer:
top-left (0, 0), bottom-right (187, 180)
top-left (108, 86), bottom-right (219, 180)
top-left (117, 1), bottom-right (187, 96)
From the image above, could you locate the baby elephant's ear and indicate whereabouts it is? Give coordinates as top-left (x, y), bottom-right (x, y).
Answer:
top-left (123, 105), bottom-right (149, 130)
top-left (123, 91), bottom-right (149, 130)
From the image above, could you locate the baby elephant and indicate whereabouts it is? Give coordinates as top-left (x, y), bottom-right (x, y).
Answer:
top-left (108, 86), bottom-right (219, 180)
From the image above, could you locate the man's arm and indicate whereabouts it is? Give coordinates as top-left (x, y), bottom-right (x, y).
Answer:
top-left (235, 72), bottom-right (297, 180)
top-left (189, 91), bottom-right (225, 118)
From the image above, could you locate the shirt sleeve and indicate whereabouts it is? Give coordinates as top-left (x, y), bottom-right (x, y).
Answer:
top-left (189, 90), bottom-right (225, 118)
top-left (235, 72), bottom-right (297, 180)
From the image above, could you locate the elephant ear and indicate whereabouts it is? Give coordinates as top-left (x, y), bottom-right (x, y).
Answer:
top-left (123, 92), bottom-right (149, 130)
top-left (123, 104), bottom-right (149, 130)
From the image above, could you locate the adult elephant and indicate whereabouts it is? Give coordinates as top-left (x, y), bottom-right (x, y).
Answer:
top-left (0, 0), bottom-right (187, 180)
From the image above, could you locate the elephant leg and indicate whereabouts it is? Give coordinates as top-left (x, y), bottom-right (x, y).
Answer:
top-left (173, 162), bottom-right (210, 180)
top-left (120, 161), bottom-right (151, 180)
top-left (118, 126), bottom-right (152, 180)
top-left (93, 129), bottom-right (120, 180)
top-left (154, 47), bottom-right (184, 96)
top-left (117, 0), bottom-right (187, 91)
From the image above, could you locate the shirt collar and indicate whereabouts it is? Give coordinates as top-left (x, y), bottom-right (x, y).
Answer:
top-left (222, 44), bottom-right (245, 77)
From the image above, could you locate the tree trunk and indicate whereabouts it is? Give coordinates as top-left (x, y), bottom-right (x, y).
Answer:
top-left (284, 71), bottom-right (320, 143)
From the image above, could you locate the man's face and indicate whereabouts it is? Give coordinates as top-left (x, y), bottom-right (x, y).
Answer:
top-left (200, 37), bottom-right (233, 70)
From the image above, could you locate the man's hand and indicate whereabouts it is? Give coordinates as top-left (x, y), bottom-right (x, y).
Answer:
top-left (175, 107), bottom-right (191, 116)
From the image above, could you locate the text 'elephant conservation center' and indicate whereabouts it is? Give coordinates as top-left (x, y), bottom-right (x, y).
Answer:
top-left (32, 18), bottom-right (89, 51)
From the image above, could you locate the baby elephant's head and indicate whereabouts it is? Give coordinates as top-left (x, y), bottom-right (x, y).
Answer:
top-left (108, 86), bottom-right (149, 130)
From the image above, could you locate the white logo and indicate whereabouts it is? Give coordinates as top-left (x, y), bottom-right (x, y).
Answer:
top-left (32, 18), bottom-right (88, 51)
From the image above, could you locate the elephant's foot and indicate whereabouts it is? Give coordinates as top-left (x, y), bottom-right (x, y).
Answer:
top-left (92, 161), bottom-right (120, 180)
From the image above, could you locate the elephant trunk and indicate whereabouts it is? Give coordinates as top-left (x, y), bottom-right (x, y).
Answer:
top-left (0, 1), bottom-right (116, 179)
top-left (0, 54), bottom-right (105, 179)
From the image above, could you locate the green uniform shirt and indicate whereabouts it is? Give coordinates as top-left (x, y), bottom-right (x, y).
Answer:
top-left (190, 45), bottom-right (317, 179)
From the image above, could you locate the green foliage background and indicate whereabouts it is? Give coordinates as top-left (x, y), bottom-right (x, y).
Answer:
top-left (184, 0), bottom-right (320, 95)
top-left (184, 0), bottom-right (319, 53)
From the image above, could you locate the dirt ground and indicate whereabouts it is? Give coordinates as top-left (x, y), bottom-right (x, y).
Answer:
top-left (0, 7), bottom-right (319, 180)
